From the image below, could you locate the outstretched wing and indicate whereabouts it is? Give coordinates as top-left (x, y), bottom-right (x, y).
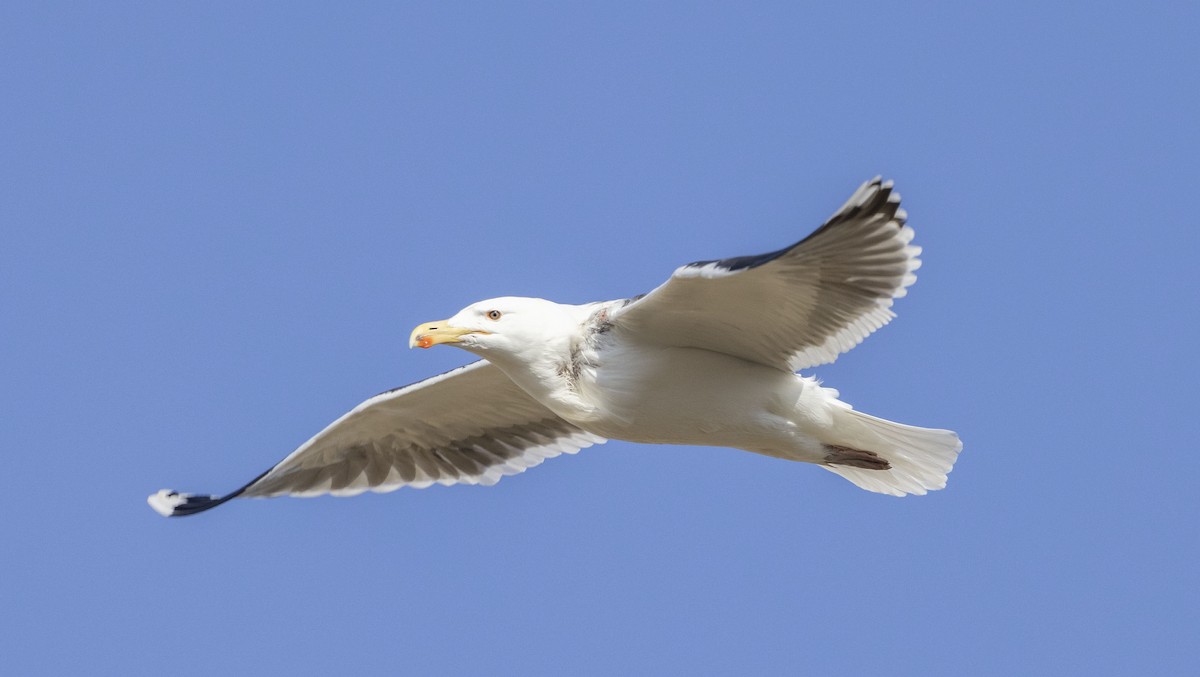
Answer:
top-left (608, 177), bottom-right (921, 372)
top-left (148, 361), bottom-right (605, 516)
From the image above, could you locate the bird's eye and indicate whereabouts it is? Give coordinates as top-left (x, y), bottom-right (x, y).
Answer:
top-left (486, 310), bottom-right (502, 320)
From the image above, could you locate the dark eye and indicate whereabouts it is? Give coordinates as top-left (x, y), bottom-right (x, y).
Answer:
top-left (486, 310), bottom-right (502, 320)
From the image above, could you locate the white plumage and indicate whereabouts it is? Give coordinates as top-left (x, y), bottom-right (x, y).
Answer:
top-left (149, 177), bottom-right (961, 517)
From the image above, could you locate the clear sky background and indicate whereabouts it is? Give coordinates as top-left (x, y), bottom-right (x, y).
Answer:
top-left (2, 2), bottom-right (1197, 675)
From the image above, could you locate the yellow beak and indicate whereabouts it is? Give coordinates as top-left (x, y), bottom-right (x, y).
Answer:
top-left (409, 321), bottom-right (484, 349)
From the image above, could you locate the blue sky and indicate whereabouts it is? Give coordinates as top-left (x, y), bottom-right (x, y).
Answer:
top-left (2, 2), bottom-right (1197, 674)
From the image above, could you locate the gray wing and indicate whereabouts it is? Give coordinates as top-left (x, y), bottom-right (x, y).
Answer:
top-left (608, 177), bottom-right (921, 372)
top-left (148, 361), bottom-right (605, 516)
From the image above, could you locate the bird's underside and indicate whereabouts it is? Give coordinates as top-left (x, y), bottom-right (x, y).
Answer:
top-left (149, 177), bottom-right (962, 517)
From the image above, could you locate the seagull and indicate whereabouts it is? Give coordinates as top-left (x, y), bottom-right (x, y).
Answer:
top-left (149, 177), bottom-right (962, 517)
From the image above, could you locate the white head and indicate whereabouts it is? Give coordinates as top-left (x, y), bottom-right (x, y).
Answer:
top-left (409, 296), bottom-right (579, 362)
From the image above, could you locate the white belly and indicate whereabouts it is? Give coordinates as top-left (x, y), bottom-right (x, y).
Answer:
top-left (569, 342), bottom-right (834, 459)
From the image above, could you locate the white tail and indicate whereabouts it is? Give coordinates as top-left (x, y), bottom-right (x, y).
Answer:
top-left (822, 408), bottom-right (962, 496)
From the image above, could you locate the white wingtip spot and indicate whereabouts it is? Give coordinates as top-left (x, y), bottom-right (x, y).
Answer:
top-left (673, 262), bottom-right (736, 279)
top-left (147, 489), bottom-right (186, 517)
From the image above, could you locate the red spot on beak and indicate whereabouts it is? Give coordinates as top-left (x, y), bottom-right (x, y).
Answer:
top-left (416, 336), bottom-right (434, 349)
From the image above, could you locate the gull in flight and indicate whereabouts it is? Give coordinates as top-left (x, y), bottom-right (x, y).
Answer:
top-left (149, 177), bottom-right (962, 517)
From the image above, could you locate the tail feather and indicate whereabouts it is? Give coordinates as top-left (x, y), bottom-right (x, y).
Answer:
top-left (822, 409), bottom-right (962, 496)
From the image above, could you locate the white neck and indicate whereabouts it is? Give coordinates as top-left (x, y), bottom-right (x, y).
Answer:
top-left (479, 305), bottom-right (601, 422)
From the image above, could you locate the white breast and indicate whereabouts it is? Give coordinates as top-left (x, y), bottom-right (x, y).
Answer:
top-left (573, 334), bottom-right (825, 454)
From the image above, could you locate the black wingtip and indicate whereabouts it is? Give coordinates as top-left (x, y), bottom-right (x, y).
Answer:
top-left (678, 177), bottom-right (904, 275)
top-left (824, 176), bottom-right (903, 228)
top-left (147, 489), bottom-right (239, 517)
top-left (147, 489), bottom-right (229, 516)
top-left (149, 466), bottom-right (276, 517)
